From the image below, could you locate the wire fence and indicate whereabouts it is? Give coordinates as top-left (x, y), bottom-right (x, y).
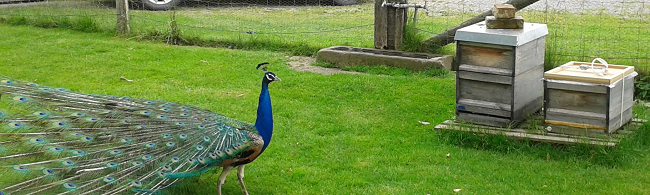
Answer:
top-left (0, 0), bottom-right (648, 72)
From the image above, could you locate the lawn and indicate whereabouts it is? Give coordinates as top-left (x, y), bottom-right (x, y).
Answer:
top-left (2, 23), bottom-right (650, 194)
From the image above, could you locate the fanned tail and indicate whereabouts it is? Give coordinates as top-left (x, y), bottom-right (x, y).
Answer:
top-left (0, 76), bottom-right (257, 194)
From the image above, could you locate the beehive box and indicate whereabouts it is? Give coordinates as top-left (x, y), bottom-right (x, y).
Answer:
top-left (544, 61), bottom-right (636, 134)
top-left (454, 22), bottom-right (548, 127)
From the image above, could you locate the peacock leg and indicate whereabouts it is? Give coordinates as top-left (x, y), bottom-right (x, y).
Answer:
top-left (217, 166), bottom-right (235, 195)
top-left (237, 165), bottom-right (249, 195)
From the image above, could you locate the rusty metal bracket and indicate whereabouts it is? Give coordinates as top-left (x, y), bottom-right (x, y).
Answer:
top-left (381, 0), bottom-right (429, 22)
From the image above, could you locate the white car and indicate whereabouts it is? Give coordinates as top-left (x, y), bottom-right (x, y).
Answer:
top-left (142, 0), bottom-right (358, 10)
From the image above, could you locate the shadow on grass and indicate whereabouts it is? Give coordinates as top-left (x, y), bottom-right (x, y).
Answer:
top-left (437, 122), bottom-right (650, 168)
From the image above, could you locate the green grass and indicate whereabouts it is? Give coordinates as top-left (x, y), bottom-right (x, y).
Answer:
top-left (3, 24), bottom-right (650, 195)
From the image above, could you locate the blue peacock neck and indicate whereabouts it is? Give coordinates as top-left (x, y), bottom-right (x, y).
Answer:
top-left (254, 81), bottom-right (273, 153)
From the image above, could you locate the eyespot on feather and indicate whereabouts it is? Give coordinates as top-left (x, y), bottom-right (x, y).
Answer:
top-left (48, 146), bottom-right (64, 153)
top-left (109, 150), bottom-right (122, 155)
top-left (63, 183), bottom-right (76, 190)
top-left (120, 138), bottom-right (133, 143)
top-left (141, 155), bottom-right (152, 161)
top-left (61, 160), bottom-right (75, 167)
top-left (105, 162), bottom-right (118, 168)
top-left (70, 112), bottom-right (85, 117)
top-left (32, 112), bottom-right (49, 118)
top-left (70, 150), bottom-right (86, 156)
top-left (12, 96), bottom-right (27, 102)
top-left (12, 165), bottom-right (27, 172)
top-left (131, 180), bottom-right (142, 188)
top-left (42, 169), bottom-right (55, 176)
top-left (103, 177), bottom-right (115, 183)
top-left (8, 122), bottom-right (24, 129)
top-left (28, 138), bottom-right (45, 144)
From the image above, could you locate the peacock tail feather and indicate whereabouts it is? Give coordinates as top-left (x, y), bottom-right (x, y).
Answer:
top-left (0, 75), bottom-right (260, 195)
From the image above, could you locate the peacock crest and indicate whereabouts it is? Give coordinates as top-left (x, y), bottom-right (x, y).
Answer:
top-left (0, 63), bottom-right (279, 195)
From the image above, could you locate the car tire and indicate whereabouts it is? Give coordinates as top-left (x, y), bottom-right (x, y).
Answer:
top-left (141, 0), bottom-right (182, 10)
top-left (333, 0), bottom-right (357, 5)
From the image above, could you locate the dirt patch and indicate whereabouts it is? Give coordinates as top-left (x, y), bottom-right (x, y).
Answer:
top-left (286, 56), bottom-right (364, 75)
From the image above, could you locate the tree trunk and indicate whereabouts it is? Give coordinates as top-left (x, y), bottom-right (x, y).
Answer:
top-left (418, 0), bottom-right (540, 52)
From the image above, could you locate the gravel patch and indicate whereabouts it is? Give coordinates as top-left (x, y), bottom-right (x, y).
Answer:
top-left (417, 0), bottom-right (650, 15)
top-left (286, 56), bottom-right (366, 75)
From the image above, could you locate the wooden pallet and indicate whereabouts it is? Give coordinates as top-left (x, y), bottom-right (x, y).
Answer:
top-left (434, 117), bottom-right (646, 147)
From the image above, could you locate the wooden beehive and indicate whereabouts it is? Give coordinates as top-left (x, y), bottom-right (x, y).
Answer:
top-left (454, 22), bottom-right (548, 127)
top-left (544, 61), bottom-right (636, 134)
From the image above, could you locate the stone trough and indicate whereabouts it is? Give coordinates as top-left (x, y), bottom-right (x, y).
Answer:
top-left (316, 46), bottom-right (453, 71)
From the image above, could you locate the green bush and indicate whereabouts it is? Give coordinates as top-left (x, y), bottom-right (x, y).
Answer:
top-left (636, 76), bottom-right (650, 100)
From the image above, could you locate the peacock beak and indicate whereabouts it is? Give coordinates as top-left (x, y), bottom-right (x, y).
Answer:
top-left (272, 75), bottom-right (281, 81)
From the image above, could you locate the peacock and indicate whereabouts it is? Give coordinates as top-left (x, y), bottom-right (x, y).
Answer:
top-left (0, 63), bottom-right (281, 195)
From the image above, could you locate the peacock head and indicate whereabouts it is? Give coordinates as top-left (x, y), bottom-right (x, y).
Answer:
top-left (257, 62), bottom-right (281, 84)
top-left (263, 72), bottom-right (281, 84)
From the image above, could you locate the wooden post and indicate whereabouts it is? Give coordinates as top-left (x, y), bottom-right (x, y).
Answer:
top-left (116, 0), bottom-right (130, 35)
top-left (374, 0), bottom-right (407, 50)
top-left (374, 0), bottom-right (387, 49)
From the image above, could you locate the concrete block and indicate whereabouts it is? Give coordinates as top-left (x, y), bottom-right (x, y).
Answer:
top-left (316, 46), bottom-right (454, 71)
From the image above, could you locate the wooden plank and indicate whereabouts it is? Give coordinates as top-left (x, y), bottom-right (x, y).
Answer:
top-left (546, 108), bottom-right (607, 128)
top-left (443, 116), bottom-right (642, 139)
top-left (458, 78), bottom-right (513, 105)
top-left (457, 43), bottom-right (515, 72)
top-left (457, 99), bottom-right (512, 117)
top-left (458, 99), bottom-right (512, 111)
top-left (545, 80), bottom-right (607, 94)
top-left (458, 70), bottom-right (513, 84)
top-left (512, 96), bottom-right (543, 122)
top-left (458, 41), bottom-right (514, 50)
top-left (545, 120), bottom-right (606, 130)
top-left (386, 6), bottom-right (396, 49)
top-left (607, 107), bottom-right (633, 133)
top-left (608, 75), bottom-right (634, 119)
top-left (545, 88), bottom-right (608, 114)
top-left (435, 120), bottom-right (617, 146)
top-left (512, 65), bottom-right (543, 112)
top-left (544, 61), bottom-right (635, 84)
top-left (457, 111), bottom-right (514, 127)
top-left (391, 0), bottom-right (407, 50)
top-left (374, 0), bottom-right (387, 49)
top-left (458, 64), bottom-right (512, 76)
top-left (514, 37), bottom-right (545, 75)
